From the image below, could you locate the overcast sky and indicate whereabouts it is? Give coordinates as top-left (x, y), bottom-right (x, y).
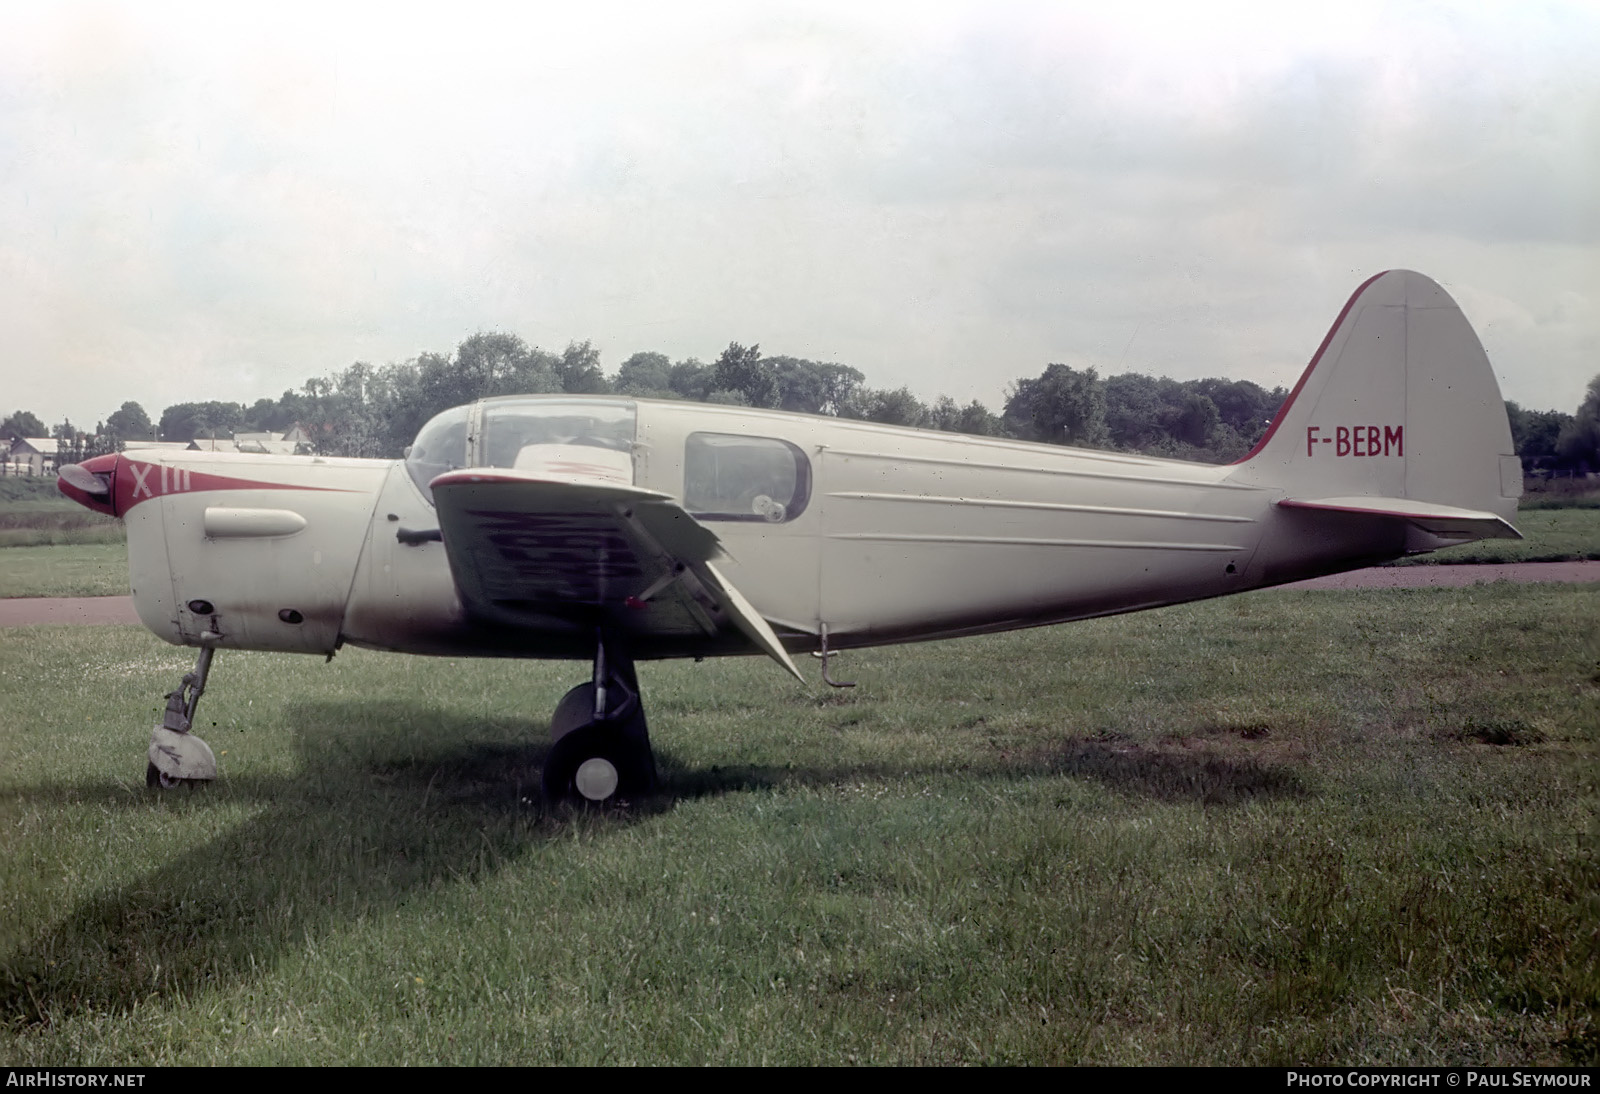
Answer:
top-left (2, 1), bottom-right (1595, 436)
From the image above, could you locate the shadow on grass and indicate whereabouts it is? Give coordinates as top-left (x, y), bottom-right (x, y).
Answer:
top-left (2, 699), bottom-right (1304, 1031)
top-left (2, 701), bottom-right (561, 1031)
top-left (1041, 737), bottom-right (1309, 806)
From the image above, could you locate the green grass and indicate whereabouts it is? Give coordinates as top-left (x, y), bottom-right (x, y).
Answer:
top-left (0, 481), bottom-right (130, 595)
top-left (1, 585), bottom-right (1594, 1065)
top-left (0, 544), bottom-right (129, 598)
top-left (0, 524), bottom-right (126, 549)
top-left (1518, 481), bottom-right (1600, 511)
top-left (0, 477), bottom-right (124, 548)
top-left (0, 478), bottom-right (65, 503)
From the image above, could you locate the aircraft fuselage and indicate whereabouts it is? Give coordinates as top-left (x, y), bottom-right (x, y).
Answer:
top-left (63, 398), bottom-right (1444, 664)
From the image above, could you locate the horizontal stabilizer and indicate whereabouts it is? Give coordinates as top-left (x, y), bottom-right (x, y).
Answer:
top-left (1278, 496), bottom-right (1522, 540)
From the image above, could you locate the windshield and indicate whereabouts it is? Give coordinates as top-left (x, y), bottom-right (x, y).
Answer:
top-left (405, 398), bottom-right (638, 503)
top-left (405, 405), bottom-right (470, 501)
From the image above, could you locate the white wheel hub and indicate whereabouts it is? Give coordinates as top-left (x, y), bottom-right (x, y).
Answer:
top-left (575, 757), bottom-right (620, 801)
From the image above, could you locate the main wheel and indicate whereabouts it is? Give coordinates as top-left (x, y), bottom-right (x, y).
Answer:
top-left (542, 722), bottom-right (655, 805)
top-left (549, 683), bottom-right (597, 743)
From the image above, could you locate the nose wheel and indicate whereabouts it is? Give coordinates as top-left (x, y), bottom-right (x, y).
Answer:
top-left (147, 646), bottom-right (219, 788)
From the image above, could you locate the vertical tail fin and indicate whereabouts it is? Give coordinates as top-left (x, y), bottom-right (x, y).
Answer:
top-left (1233, 270), bottom-right (1522, 541)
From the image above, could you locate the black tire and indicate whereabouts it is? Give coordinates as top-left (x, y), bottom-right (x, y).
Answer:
top-left (542, 721), bottom-right (655, 805)
top-left (145, 762), bottom-right (186, 789)
top-left (550, 683), bottom-right (596, 743)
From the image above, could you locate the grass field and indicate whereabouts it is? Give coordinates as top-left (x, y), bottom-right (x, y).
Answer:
top-left (0, 545), bottom-right (131, 598)
top-left (1, 585), bottom-right (1594, 1065)
top-left (0, 480), bottom-right (130, 596)
top-left (1519, 481), bottom-right (1600, 511)
top-left (0, 477), bottom-right (124, 549)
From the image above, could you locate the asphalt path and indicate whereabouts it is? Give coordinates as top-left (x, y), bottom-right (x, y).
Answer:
top-left (0, 596), bottom-right (143, 626)
top-left (1, 562), bottom-right (1596, 627)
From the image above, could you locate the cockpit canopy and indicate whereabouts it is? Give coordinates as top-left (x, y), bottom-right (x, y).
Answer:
top-left (406, 397), bottom-right (636, 503)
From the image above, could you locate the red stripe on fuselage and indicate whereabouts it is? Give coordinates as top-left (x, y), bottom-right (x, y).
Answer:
top-left (114, 459), bottom-right (352, 514)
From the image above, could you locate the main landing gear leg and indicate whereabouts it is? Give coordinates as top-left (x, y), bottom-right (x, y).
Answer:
top-left (146, 646), bottom-right (220, 789)
top-left (541, 634), bottom-right (656, 806)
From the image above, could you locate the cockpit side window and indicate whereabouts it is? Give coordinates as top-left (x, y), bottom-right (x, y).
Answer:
top-left (683, 433), bottom-right (810, 522)
top-left (480, 401), bottom-right (636, 471)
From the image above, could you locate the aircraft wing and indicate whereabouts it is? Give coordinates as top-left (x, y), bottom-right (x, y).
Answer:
top-left (429, 468), bottom-right (803, 681)
top-left (1278, 496), bottom-right (1522, 540)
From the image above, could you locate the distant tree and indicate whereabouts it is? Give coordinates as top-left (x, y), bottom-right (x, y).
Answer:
top-left (1190, 378), bottom-right (1283, 442)
top-left (407, 334), bottom-right (563, 434)
top-left (1100, 373), bottom-right (1283, 462)
top-left (1, 410), bottom-right (46, 440)
top-left (668, 359), bottom-right (714, 402)
top-left (1507, 401), bottom-right (1572, 472)
top-left (413, 350), bottom-right (470, 428)
top-left (103, 401), bottom-right (154, 446)
top-left (369, 359), bottom-right (429, 458)
top-left (843, 386), bottom-right (930, 428)
top-left (291, 362), bottom-right (382, 458)
top-left (246, 392), bottom-right (313, 436)
top-left (714, 342), bottom-right (778, 408)
top-left (556, 341), bottom-right (610, 394)
top-left (955, 399), bottom-right (1002, 436)
top-left (1103, 373), bottom-right (1165, 450)
top-left (1164, 391), bottom-right (1220, 448)
top-left (1555, 374), bottom-right (1600, 473)
top-left (768, 356), bottom-right (828, 414)
top-left (48, 418), bottom-right (90, 462)
top-left (928, 396), bottom-right (962, 432)
top-left (929, 395), bottom-right (1001, 436)
top-left (614, 351), bottom-right (674, 397)
top-left (767, 357), bottom-right (865, 416)
top-left (1004, 364), bottom-right (1108, 447)
top-left (158, 401), bottom-right (246, 444)
top-left (454, 332), bottom-right (532, 399)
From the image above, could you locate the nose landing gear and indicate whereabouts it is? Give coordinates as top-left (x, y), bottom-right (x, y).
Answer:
top-left (147, 646), bottom-right (219, 789)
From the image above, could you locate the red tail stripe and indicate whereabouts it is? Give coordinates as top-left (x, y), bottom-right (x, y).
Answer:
top-left (1231, 270), bottom-right (1391, 465)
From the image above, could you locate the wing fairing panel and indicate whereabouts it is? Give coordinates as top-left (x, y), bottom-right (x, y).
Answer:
top-left (430, 468), bottom-right (801, 679)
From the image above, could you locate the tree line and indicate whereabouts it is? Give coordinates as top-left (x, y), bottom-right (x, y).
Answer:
top-left (5, 333), bottom-right (1599, 473)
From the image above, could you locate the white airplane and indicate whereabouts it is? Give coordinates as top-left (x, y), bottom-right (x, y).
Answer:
top-left (58, 270), bottom-right (1522, 804)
